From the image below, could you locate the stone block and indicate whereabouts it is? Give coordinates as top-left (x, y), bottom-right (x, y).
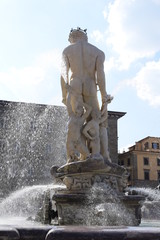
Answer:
top-left (45, 226), bottom-right (160, 240)
top-left (0, 227), bottom-right (19, 240)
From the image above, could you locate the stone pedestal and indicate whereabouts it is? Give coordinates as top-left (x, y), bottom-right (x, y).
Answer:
top-left (53, 192), bottom-right (86, 225)
top-left (51, 158), bottom-right (144, 226)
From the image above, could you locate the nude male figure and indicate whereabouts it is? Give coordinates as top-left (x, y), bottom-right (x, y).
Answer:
top-left (61, 27), bottom-right (108, 113)
top-left (60, 27), bottom-right (111, 162)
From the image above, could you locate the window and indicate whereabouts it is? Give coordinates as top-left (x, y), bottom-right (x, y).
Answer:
top-left (152, 142), bottom-right (159, 149)
top-left (127, 158), bottom-right (130, 166)
top-left (144, 170), bottom-right (150, 180)
top-left (157, 171), bottom-right (160, 183)
top-left (128, 175), bottom-right (131, 181)
top-left (120, 160), bottom-right (124, 165)
top-left (144, 142), bottom-right (149, 150)
top-left (157, 158), bottom-right (160, 166)
top-left (144, 157), bottom-right (149, 165)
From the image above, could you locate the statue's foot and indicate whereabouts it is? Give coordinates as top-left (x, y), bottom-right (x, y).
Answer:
top-left (67, 158), bottom-right (74, 164)
top-left (90, 153), bottom-right (103, 160)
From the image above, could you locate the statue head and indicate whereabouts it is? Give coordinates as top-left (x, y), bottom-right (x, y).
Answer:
top-left (68, 27), bottom-right (88, 43)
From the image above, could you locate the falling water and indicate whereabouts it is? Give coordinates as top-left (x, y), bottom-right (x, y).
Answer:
top-left (0, 102), bottom-right (67, 198)
top-left (0, 185), bottom-right (50, 217)
top-left (128, 187), bottom-right (160, 201)
top-left (0, 184), bottom-right (65, 226)
top-left (84, 183), bottom-right (135, 226)
top-left (128, 187), bottom-right (160, 222)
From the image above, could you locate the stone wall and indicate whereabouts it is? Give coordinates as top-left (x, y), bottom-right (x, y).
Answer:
top-left (108, 114), bottom-right (118, 163)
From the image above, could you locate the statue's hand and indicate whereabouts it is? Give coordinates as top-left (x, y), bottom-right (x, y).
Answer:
top-left (103, 95), bottom-right (113, 103)
top-left (62, 98), bottom-right (67, 105)
top-left (89, 136), bottom-right (96, 140)
top-left (106, 94), bottom-right (114, 103)
top-left (101, 94), bottom-right (113, 115)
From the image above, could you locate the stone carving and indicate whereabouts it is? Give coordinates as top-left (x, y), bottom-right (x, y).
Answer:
top-left (60, 27), bottom-right (113, 163)
top-left (63, 176), bottom-right (92, 190)
top-left (82, 109), bottom-right (107, 159)
top-left (61, 172), bottom-right (128, 192)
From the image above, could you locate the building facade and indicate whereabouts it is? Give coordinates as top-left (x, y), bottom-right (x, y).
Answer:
top-left (118, 136), bottom-right (160, 188)
top-left (0, 100), bottom-right (125, 197)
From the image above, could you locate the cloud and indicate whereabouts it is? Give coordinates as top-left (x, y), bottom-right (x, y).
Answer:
top-left (104, 0), bottom-right (160, 69)
top-left (131, 59), bottom-right (160, 107)
top-left (90, 30), bottom-right (104, 43)
top-left (114, 59), bottom-right (160, 107)
top-left (0, 49), bottom-right (61, 104)
top-left (0, 49), bottom-right (61, 86)
top-left (152, 0), bottom-right (160, 5)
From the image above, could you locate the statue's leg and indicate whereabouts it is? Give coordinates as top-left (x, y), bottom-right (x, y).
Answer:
top-left (70, 77), bottom-right (83, 113)
top-left (83, 95), bottom-right (100, 111)
top-left (66, 137), bottom-right (76, 163)
top-left (90, 138), bottom-right (101, 157)
top-left (76, 141), bottom-right (90, 160)
top-left (99, 126), bottom-right (111, 162)
top-left (79, 135), bottom-right (88, 160)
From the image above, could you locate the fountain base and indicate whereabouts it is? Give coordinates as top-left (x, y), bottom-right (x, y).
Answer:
top-left (53, 190), bottom-right (143, 226)
top-left (1, 225), bottom-right (160, 240)
top-left (50, 159), bottom-right (144, 226)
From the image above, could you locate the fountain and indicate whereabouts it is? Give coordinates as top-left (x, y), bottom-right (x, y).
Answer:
top-left (0, 27), bottom-right (160, 239)
top-left (47, 27), bottom-right (143, 227)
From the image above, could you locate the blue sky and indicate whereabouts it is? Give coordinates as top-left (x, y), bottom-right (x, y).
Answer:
top-left (0, 0), bottom-right (160, 152)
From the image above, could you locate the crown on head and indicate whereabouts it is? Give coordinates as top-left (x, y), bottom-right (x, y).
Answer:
top-left (70, 27), bottom-right (87, 35)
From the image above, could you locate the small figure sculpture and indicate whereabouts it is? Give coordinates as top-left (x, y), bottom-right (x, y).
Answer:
top-left (60, 27), bottom-right (113, 163)
top-left (99, 94), bottom-right (113, 163)
top-left (82, 109), bottom-right (107, 159)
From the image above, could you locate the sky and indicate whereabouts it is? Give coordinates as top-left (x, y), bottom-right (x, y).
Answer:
top-left (0, 0), bottom-right (160, 152)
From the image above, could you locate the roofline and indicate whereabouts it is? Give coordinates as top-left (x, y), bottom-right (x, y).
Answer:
top-left (135, 136), bottom-right (160, 143)
top-left (128, 136), bottom-right (160, 150)
top-left (0, 100), bottom-right (126, 119)
top-left (0, 99), bottom-right (61, 108)
top-left (108, 111), bottom-right (126, 119)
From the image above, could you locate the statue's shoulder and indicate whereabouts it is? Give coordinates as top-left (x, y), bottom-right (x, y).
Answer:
top-left (62, 44), bottom-right (73, 54)
top-left (87, 42), bottom-right (105, 58)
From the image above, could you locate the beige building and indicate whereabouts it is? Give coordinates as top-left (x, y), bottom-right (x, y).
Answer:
top-left (118, 136), bottom-right (160, 188)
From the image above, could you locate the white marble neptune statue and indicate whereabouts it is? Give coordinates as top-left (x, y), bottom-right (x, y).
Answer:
top-left (60, 27), bottom-right (113, 164)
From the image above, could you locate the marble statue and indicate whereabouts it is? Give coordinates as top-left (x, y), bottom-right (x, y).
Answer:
top-left (60, 27), bottom-right (113, 163)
